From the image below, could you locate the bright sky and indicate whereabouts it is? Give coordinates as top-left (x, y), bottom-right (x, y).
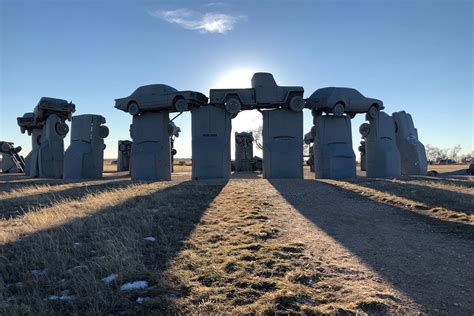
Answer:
top-left (1, 0), bottom-right (473, 159)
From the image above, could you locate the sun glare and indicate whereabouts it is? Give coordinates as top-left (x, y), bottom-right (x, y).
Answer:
top-left (214, 68), bottom-right (256, 89)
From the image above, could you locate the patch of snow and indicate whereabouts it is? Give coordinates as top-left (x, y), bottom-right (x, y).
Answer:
top-left (120, 281), bottom-right (149, 291)
top-left (144, 236), bottom-right (156, 242)
top-left (136, 296), bottom-right (151, 304)
top-left (73, 242), bottom-right (81, 247)
top-left (31, 269), bottom-right (48, 277)
top-left (48, 295), bottom-right (76, 302)
top-left (101, 273), bottom-right (118, 284)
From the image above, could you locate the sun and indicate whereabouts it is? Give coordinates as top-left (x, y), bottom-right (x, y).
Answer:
top-left (213, 68), bottom-right (256, 89)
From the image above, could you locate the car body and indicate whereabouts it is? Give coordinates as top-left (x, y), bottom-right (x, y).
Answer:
top-left (306, 87), bottom-right (383, 118)
top-left (209, 72), bottom-right (305, 113)
top-left (114, 84), bottom-right (208, 116)
top-left (17, 112), bottom-right (42, 135)
top-left (34, 97), bottom-right (75, 122)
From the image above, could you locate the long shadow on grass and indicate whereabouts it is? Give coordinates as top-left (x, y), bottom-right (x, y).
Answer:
top-left (342, 178), bottom-right (474, 215)
top-left (0, 179), bottom-right (134, 220)
top-left (1, 180), bottom-right (227, 314)
top-left (0, 173), bottom-right (130, 192)
top-left (269, 179), bottom-right (474, 314)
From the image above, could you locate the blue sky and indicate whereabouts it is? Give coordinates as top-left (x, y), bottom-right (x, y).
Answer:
top-left (1, 0), bottom-right (472, 159)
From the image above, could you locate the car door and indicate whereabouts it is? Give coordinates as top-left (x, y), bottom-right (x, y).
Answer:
top-left (348, 89), bottom-right (365, 112)
top-left (143, 86), bottom-right (161, 108)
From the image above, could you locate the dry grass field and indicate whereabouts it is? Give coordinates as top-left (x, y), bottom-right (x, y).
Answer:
top-left (1, 165), bottom-right (473, 314)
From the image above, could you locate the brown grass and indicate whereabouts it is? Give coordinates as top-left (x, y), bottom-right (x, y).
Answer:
top-left (0, 177), bottom-right (420, 314)
top-left (1, 168), bottom-right (472, 314)
top-left (428, 164), bottom-right (471, 172)
top-left (321, 177), bottom-right (474, 224)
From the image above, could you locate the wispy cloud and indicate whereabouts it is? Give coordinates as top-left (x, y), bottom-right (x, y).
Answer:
top-left (149, 8), bottom-right (243, 34)
top-left (202, 2), bottom-right (225, 8)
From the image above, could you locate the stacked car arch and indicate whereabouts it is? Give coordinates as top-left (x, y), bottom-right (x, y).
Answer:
top-left (5, 72), bottom-right (428, 180)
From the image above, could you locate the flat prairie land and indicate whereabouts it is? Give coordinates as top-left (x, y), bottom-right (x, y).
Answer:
top-left (1, 166), bottom-right (473, 315)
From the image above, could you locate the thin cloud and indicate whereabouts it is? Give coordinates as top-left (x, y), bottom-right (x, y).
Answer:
top-left (202, 2), bottom-right (225, 7)
top-left (149, 8), bottom-right (243, 34)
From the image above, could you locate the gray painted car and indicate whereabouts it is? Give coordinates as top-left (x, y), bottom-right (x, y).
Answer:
top-left (17, 112), bottom-right (41, 135)
top-left (115, 84), bottom-right (208, 116)
top-left (17, 97), bottom-right (75, 135)
top-left (209, 72), bottom-right (305, 114)
top-left (34, 97), bottom-right (75, 122)
top-left (306, 87), bottom-right (383, 119)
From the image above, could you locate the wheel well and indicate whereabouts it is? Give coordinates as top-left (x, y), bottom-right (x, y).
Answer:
top-left (286, 92), bottom-right (299, 103)
top-left (335, 101), bottom-right (345, 107)
top-left (372, 103), bottom-right (380, 109)
top-left (224, 94), bottom-right (240, 103)
top-left (173, 95), bottom-right (184, 105)
top-left (127, 100), bottom-right (137, 108)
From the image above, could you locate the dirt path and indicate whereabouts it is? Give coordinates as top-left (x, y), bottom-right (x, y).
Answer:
top-left (268, 179), bottom-right (474, 314)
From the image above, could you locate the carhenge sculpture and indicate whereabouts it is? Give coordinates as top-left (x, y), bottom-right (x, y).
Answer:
top-left (17, 97), bottom-right (75, 178)
top-left (117, 140), bottom-right (132, 172)
top-left (63, 114), bottom-right (109, 179)
top-left (359, 111), bottom-right (401, 178)
top-left (358, 140), bottom-right (367, 171)
top-left (130, 112), bottom-right (171, 181)
top-left (210, 72), bottom-right (305, 179)
top-left (115, 84), bottom-right (208, 181)
top-left (169, 121), bottom-right (181, 172)
top-left (312, 114), bottom-right (356, 179)
top-left (262, 108), bottom-right (303, 178)
top-left (392, 111), bottom-right (427, 175)
top-left (17, 112), bottom-right (43, 176)
top-left (235, 132), bottom-right (254, 172)
top-left (0, 142), bottom-right (25, 173)
top-left (192, 105), bottom-right (231, 180)
top-left (306, 87), bottom-right (386, 179)
top-left (304, 127), bottom-right (316, 172)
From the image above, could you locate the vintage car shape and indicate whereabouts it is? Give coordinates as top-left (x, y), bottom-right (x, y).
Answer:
top-left (17, 112), bottom-right (42, 135)
top-left (209, 72), bottom-right (305, 114)
top-left (34, 97), bottom-right (76, 123)
top-left (114, 84), bottom-right (208, 116)
top-left (306, 87), bottom-right (383, 119)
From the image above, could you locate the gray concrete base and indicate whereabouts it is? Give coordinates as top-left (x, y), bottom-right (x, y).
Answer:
top-left (362, 111), bottom-right (401, 178)
top-left (393, 111), bottom-right (427, 175)
top-left (262, 108), bottom-right (303, 179)
top-left (192, 105), bottom-right (231, 180)
top-left (130, 112), bottom-right (171, 181)
top-left (38, 114), bottom-right (66, 178)
top-left (313, 115), bottom-right (356, 179)
top-left (117, 140), bottom-right (132, 172)
top-left (64, 114), bottom-right (108, 179)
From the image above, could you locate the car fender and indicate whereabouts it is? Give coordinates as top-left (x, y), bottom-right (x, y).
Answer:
top-left (283, 89), bottom-right (304, 103)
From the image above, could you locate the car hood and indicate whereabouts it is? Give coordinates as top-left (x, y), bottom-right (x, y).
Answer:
top-left (367, 98), bottom-right (384, 108)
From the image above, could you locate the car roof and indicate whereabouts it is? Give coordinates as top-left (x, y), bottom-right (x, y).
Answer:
top-left (310, 87), bottom-right (362, 98)
top-left (135, 84), bottom-right (178, 94)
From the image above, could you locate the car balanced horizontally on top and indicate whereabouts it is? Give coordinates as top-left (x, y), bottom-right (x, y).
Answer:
top-left (113, 72), bottom-right (383, 121)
